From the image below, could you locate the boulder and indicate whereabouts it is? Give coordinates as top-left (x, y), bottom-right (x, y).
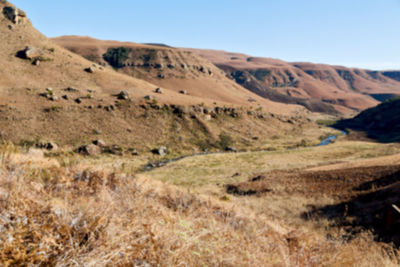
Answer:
top-left (45, 142), bottom-right (58, 151)
top-left (65, 87), bottom-right (79, 92)
top-left (204, 114), bottom-right (212, 121)
top-left (171, 105), bottom-right (189, 115)
top-left (36, 141), bottom-right (58, 151)
top-left (153, 146), bottom-right (167, 156)
top-left (85, 66), bottom-right (95, 73)
top-left (3, 5), bottom-right (18, 23)
top-left (20, 46), bottom-right (44, 60)
top-left (93, 139), bottom-right (106, 148)
top-left (78, 144), bottom-right (101, 156)
top-left (127, 148), bottom-right (139, 156)
top-left (154, 88), bottom-right (163, 94)
top-left (104, 145), bottom-right (123, 155)
top-left (117, 90), bottom-right (129, 100)
top-left (225, 146), bottom-right (237, 152)
top-left (154, 63), bottom-right (164, 69)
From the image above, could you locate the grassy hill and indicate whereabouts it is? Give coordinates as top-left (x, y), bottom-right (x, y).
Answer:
top-left (0, 2), bottom-right (320, 155)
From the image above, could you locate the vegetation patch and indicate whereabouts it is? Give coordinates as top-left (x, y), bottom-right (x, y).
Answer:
top-left (103, 47), bottom-right (132, 68)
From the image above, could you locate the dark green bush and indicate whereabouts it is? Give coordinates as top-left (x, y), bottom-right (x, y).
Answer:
top-left (103, 47), bottom-right (131, 68)
top-left (218, 133), bottom-right (233, 149)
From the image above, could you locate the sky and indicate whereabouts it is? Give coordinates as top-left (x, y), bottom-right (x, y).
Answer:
top-left (11, 0), bottom-right (400, 70)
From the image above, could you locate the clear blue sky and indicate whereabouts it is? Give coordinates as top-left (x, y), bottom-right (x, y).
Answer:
top-left (11, 0), bottom-right (400, 70)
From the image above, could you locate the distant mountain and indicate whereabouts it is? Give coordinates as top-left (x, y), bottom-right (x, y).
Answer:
top-left (189, 49), bottom-right (400, 114)
top-left (52, 36), bottom-right (290, 109)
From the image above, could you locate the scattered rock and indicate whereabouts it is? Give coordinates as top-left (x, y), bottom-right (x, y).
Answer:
top-left (154, 88), bottom-right (163, 94)
top-left (49, 95), bottom-right (58, 101)
top-left (179, 90), bottom-right (187, 95)
top-left (93, 139), bottom-right (106, 147)
top-left (153, 146), bottom-right (167, 156)
top-left (85, 66), bottom-right (95, 73)
top-left (171, 105), bottom-right (189, 116)
top-left (62, 95), bottom-right (68, 100)
top-left (36, 141), bottom-right (58, 151)
top-left (7, 24), bottom-right (13, 30)
top-left (104, 105), bottom-right (114, 111)
top-left (75, 98), bottom-right (82, 104)
top-left (117, 90), bottom-right (129, 100)
top-left (65, 87), bottom-right (79, 92)
top-left (127, 148), bottom-right (139, 156)
top-left (78, 144), bottom-right (102, 156)
top-left (104, 145), bottom-right (123, 156)
top-left (251, 175), bottom-right (265, 182)
top-left (204, 114), bottom-right (212, 121)
top-left (32, 59), bottom-right (40, 66)
top-left (144, 95), bottom-right (152, 100)
top-left (225, 146), bottom-right (237, 152)
top-left (158, 74), bottom-right (165, 79)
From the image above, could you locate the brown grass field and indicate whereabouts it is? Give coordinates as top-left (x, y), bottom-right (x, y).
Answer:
top-left (1, 139), bottom-right (400, 266)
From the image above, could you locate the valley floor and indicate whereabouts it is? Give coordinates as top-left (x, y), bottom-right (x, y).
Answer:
top-left (1, 137), bottom-right (400, 266)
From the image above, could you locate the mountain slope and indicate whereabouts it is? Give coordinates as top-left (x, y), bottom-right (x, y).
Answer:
top-left (52, 35), bottom-right (287, 109)
top-left (0, 1), bottom-right (320, 153)
top-left (189, 49), bottom-right (400, 114)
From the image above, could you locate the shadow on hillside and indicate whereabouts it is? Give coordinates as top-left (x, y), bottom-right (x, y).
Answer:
top-left (334, 99), bottom-right (400, 143)
top-left (302, 171), bottom-right (400, 246)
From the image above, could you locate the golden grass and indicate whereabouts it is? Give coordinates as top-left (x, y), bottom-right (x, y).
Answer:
top-left (0, 144), bottom-right (399, 266)
top-left (147, 140), bottom-right (400, 194)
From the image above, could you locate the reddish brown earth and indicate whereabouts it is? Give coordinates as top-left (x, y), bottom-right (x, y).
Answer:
top-left (189, 49), bottom-right (400, 114)
top-left (226, 165), bottom-right (400, 245)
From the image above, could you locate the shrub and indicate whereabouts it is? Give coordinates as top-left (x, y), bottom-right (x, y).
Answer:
top-left (218, 133), bottom-right (233, 149)
top-left (103, 47), bottom-right (131, 68)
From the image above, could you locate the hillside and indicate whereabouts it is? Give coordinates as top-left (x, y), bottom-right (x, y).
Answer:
top-left (189, 49), bottom-right (400, 114)
top-left (52, 36), bottom-right (283, 109)
top-left (0, 1), bottom-right (318, 154)
top-left (335, 98), bottom-right (400, 142)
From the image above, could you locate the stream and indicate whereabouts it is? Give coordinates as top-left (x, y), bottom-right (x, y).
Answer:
top-left (144, 129), bottom-right (348, 171)
top-left (317, 130), bottom-right (348, 146)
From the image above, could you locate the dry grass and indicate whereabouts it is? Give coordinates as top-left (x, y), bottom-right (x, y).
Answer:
top-left (147, 140), bottom-right (400, 194)
top-left (0, 144), bottom-right (400, 266)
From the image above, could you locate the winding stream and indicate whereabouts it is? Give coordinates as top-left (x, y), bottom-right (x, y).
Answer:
top-left (144, 129), bottom-right (348, 171)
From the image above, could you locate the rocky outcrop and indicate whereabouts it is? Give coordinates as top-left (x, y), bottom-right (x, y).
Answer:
top-left (2, 4), bottom-right (27, 24)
